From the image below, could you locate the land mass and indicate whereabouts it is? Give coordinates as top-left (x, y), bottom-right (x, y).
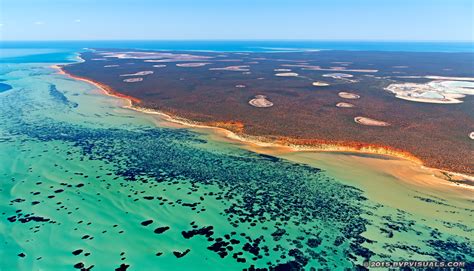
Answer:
top-left (62, 49), bottom-right (474, 175)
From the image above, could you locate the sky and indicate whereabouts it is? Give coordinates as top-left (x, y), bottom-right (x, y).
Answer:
top-left (0, 0), bottom-right (473, 41)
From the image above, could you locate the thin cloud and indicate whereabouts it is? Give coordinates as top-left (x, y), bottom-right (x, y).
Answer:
top-left (74, 19), bottom-right (81, 23)
top-left (34, 21), bottom-right (45, 25)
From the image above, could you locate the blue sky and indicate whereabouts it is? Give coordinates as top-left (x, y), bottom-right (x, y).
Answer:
top-left (0, 0), bottom-right (473, 41)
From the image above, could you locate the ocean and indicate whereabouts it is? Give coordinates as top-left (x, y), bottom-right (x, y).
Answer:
top-left (1, 40), bottom-right (473, 63)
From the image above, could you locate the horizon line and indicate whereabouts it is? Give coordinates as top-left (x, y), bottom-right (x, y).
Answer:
top-left (1, 39), bottom-right (473, 43)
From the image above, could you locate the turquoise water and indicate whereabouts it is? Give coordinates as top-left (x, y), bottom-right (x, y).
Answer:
top-left (0, 47), bottom-right (473, 270)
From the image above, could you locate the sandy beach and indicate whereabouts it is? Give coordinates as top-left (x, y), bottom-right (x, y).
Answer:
top-left (54, 65), bottom-right (142, 104)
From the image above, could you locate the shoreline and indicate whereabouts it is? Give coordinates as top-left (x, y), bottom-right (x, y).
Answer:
top-left (134, 107), bottom-right (474, 189)
top-left (54, 64), bottom-right (142, 104)
top-left (52, 64), bottom-right (474, 188)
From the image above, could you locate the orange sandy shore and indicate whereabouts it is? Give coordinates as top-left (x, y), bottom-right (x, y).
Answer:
top-left (53, 64), bottom-right (474, 184)
top-left (55, 65), bottom-right (142, 104)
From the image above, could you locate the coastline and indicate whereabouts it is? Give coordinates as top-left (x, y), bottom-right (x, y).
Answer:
top-left (54, 64), bottom-right (142, 104)
top-left (53, 64), bottom-right (474, 189)
top-left (4, 43), bottom-right (473, 271)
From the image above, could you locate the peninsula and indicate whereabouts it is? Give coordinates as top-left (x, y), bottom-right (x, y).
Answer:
top-left (62, 49), bottom-right (474, 175)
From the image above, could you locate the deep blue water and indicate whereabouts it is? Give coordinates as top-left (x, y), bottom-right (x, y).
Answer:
top-left (2, 40), bottom-right (473, 52)
top-left (0, 40), bottom-right (473, 63)
top-left (0, 83), bottom-right (13, 93)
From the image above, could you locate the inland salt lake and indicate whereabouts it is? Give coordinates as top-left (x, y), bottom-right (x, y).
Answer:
top-left (0, 42), bottom-right (473, 271)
